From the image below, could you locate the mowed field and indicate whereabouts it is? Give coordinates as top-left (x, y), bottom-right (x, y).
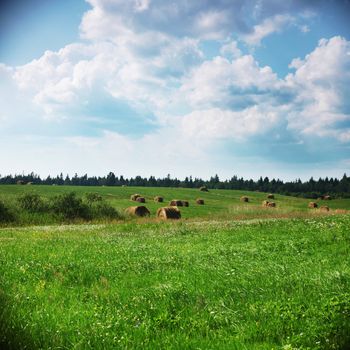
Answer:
top-left (1, 184), bottom-right (350, 223)
top-left (0, 185), bottom-right (350, 349)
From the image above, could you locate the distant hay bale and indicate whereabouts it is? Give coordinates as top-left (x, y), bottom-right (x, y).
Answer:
top-left (130, 194), bottom-right (141, 201)
top-left (136, 197), bottom-right (146, 203)
top-left (122, 185), bottom-right (127, 187)
top-left (240, 196), bottom-right (249, 202)
top-left (16, 180), bottom-right (25, 185)
top-left (169, 200), bottom-right (183, 206)
top-left (335, 209), bottom-right (347, 214)
top-left (26, 182), bottom-right (33, 185)
top-left (320, 206), bottom-right (330, 212)
top-left (267, 194), bottom-right (274, 199)
top-left (157, 206), bottom-right (181, 220)
top-left (262, 200), bottom-right (270, 207)
top-left (154, 196), bottom-right (164, 203)
top-left (125, 206), bottom-right (150, 217)
top-left (308, 202), bottom-right (318, 209)
top-left (181, 200), bottom-right (189, 207)
top-left (196, 199), bottom-right (205, 205)
top-left (267, 202), bottom-right (276, 207)
top-left (323, 195), bottom-right (331, 200)
top-left (199, 186), bottom-right (209, 192)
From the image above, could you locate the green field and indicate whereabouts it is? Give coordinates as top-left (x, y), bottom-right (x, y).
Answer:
top-left (0, 186), bottom-right (349, 349)
top-left (1, 185), bottom-right (349, 225)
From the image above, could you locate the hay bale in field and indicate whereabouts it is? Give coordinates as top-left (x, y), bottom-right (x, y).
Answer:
top-left (125, 206), bottom-right (150, 217)
top-left (320, 206), bottom-right (330, 212)
top-left (240, 196), bottom-right (249, 202)
top-left (26, 182), bottom-right (33, 185)
top-left (136, 196), bottom-right (146, 203)
top-left (335, 209), bottom-right (347, 214)
top-left (308, 202), bottom-right (318, 209)
top-left (267, 194), bottom-right (274, 199)
top-left (157, 206), bottom-right (181, 220)
top-left (16, 180), bottom-right (25, 185)
top-left (323, 195), bottom-right (331, 200)
top-left (154, 196), bottom-right (164, 203)
top-left (267, 202), bottom-right (276, 207)
top-left (169, 200), bottom-right (183, 206)
top-left (199, 186), bottom-right (209, 192)
top-left (196, 198), bottom-right (205, 205)
top-left (181, 200), bottom-right (189, 207)
top-left (262, 200), bottom-right (270, 207)
top-left (130, 194), bottom-right (141, 201)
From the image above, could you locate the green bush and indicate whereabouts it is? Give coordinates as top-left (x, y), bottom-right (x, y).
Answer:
top-left (89, 201), bottom-right (120, 220)
top-left (51, 192), bottom-right (91, 220)
top-left (85, 192), bottom-right (103, 203)
top-left (0, 200), bottom-right (15, 223)
top-left (17, 193), bottom-right (47, 212)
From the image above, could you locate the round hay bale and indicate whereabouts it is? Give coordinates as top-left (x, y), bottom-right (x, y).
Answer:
top-left (267, 202), bottom-right (276, 207)
top-left (154, 196), bottom-right (164, 203)
top-left (16, 180), bottom-right (25, 185)
top-left (157, 207), bottom-right (181, 220)
top-left (262, 200), bottom-right (270, 207)
top-left (308, 202), bottom-right (318, 209)
top-left (125, 205), bottom-right (151, 217)
top-left (136, 197), bottom-right (146, 203)
top-left (130, 194), bottom-right (141, 201)
top-left (335, 209), bottom-right (347, 214)
top-left (240, 196), bottom-right (249, 202)
top-left (196, 198), bottom-right (205, 205)
top-left (323, 195), bottom-right (331, 200)
top-left (169, 200), bottom-right (183, 206)
top-left (320, 205), bottom-right (330, 212)
top-left (181, 200), bottom-right (189, 207)
top-left (267, 194), bottom-right (274, 199)
top-left (125, 206), bottom-right (150, 217)
top-left (199, 186), bottom-right (209, 192)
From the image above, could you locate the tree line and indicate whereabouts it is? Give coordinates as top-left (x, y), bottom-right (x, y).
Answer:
top-left (0, 172), bottom-right (349, 198)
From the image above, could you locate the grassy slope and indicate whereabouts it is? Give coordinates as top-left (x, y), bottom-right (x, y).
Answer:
top-left (1, 185), bottom-right (350, 224)
top-left (0, 215), bottom-right (349, 349)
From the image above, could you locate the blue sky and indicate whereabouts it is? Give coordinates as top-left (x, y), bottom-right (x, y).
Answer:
top-left (0, 0), bottom-right (350, 180)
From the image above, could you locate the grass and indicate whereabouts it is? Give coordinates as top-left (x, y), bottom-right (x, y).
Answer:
top-left (1, 185), bottom-right (349, 225)
top-left (0, 215), bottom-right (349, 349)
top-left (0, 185), bottom-right (349, 349)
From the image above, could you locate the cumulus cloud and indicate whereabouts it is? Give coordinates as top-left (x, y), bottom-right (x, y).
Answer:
top-left (1, 0), bottom-right (350, 179)
top-left (286, 36), bottom-right (350, 140)
top-left (181, 106), bottom-right (280, 140)
top-left (242, 14), bottom-right (294, 46)
top-left (181, 55), bottom-right (280, 110)
top-left (81, 0), bottom-right (316, 43)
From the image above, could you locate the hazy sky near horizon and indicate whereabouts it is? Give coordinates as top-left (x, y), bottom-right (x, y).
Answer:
top-left (1, 0), bottom-right (350, 180)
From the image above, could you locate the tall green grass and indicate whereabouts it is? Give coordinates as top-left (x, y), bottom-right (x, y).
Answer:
top-left (0, 215), bottom-right (349, 349)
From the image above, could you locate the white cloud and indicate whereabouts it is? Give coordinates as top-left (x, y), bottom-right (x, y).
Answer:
top-left (242, 14), bottom-right (294, 46)
top-left (194, 10), bottom-right (228, 39)
top-left (300, 25), bottom-right (310, 33)
top-left (285, 36), bottom-right (350, 140)
top-left (181, 55), bottom-right (279, 109)
top-left (181, 106), bottom-right (280, 140)
top-left (220, 41), bottom-right (242, 58)
top-left (134, 0), bottom-right (151, 12)
top-left (1, 0), bottom-right (350, 179)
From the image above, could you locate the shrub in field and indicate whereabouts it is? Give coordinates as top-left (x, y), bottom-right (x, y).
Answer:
top-left (51, 192), bottom-right (91, 220)
top-left (0, 200), bottom-right (14, 223)
top-left (85, 192), bottom-right (103, 203)
top-left (17, 193), bottom-right (47, 212)
top-left (89, 201), bottom-right (120, 220)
